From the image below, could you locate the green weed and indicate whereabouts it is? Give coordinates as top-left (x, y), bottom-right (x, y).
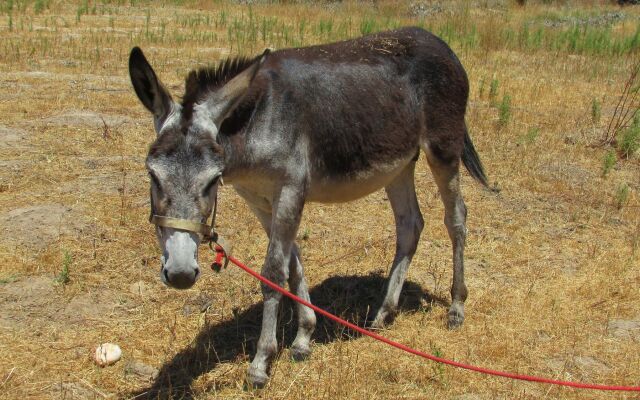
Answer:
top-left (430, 343), bottom-right (447, 384)
top-left (489, 77), bottom-right (499, 105)
top-left (602, 149), bottom-right (616, 177)
top-left (519, 127), bottom-right (539, 145)
top-left (5, 0), bottom-right (13, 14)
top-left (0, 274), bottom-right (17, 285)
top-left (615, 183), bottom-right (630, 210)
top-left (498, 94), bottom-right (511, 127)
top-left (359, 17), bottom-right (376, 36)
top-left (55, 250), bottom-right (72, 285)
top-left (76, 0), bottom-right (89, 24)
top-left (617, 114), bottom-right (640, 158)
top-left (34, 0), bottom-right (47, 15)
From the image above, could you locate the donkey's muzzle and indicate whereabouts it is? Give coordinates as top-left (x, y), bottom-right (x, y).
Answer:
top-left (162, 265), bottom-right (200, 289)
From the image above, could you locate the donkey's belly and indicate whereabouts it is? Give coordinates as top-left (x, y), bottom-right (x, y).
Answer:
top-left (307, 156), bottom-right (414, 203)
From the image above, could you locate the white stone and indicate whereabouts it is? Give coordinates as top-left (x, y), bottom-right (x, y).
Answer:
top-left (94, 343), bottom-right (122, 367)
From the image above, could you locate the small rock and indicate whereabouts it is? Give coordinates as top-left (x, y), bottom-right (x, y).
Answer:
top-left (124, 360), bottom-right (159, 381)
top-left (95, 343), bottom-right (121, 367)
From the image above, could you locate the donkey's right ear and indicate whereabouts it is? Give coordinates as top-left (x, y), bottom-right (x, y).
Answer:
top-left (129, 47), bottom-right (173, 124)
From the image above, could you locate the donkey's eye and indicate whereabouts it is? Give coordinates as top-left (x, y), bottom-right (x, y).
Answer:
top-left (202, 176), bottom-right (219, 196)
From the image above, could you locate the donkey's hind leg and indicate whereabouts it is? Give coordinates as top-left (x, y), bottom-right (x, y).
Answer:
top-left (371, 161), bottom-right (424, 329)
top-left (288, 244), bottom-right (316, 361)
top-left (425, 152), bottom-right (468, 329)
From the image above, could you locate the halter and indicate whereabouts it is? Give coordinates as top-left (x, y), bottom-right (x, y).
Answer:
top-left (149, 192), bottom-right (229, 270)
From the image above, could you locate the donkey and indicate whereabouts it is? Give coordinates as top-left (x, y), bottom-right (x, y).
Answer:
top-left (129, 27), bottom-right (489, 387)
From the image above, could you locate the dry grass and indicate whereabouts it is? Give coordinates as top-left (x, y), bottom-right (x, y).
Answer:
top-left (0, 0), bottom-right (639, 399)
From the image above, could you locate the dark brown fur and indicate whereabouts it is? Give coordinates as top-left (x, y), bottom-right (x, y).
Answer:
top-left (181, 55), bottom-right (262, 123)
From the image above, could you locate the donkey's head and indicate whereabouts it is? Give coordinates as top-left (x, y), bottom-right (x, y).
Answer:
top-left (129, 47), bottom-right (266, 289)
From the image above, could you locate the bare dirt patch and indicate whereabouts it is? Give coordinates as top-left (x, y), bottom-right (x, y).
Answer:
top-left (78, 155), bottom-right (144, 170)
top-left (41, 110), bottom-right (135, 129)
top-left (0, 204), bottom-right (91, 250)
top-left (0, 159), bottom-right (27, 170)
top-left (0, 124), bottom-right (27, 149)
top-left (608, 318), bottom-right (640, 340)
top-left (57, 169), bottom-right (146, 197)
top-left (0, 276), bottom-right (53, 329)
top-left (0, 275), bottom-right (124, 331)
top-left (540, 160), bottom-right (595, 187)
top-left (545, 355), bottom-right (612, 379)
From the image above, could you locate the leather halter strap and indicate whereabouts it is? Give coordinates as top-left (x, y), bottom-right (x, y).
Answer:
top-left (149, 193), bottom-right (219, 243)
top-left (149, 215), bottom-right (214, 238)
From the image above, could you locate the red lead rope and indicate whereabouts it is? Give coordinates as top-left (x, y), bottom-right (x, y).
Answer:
top-left (213, 247), bottom-right (639, 392)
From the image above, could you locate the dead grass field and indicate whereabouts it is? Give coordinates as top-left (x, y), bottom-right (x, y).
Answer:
top-left (0, 0), bottom-right (639, 399)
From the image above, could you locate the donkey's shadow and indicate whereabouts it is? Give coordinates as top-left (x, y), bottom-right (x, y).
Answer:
top-left (131, 273), bottom-right (447, 399)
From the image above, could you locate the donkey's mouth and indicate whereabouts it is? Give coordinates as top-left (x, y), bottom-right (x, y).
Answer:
top-left (160, 268), bottom-right (200, 289)
top-left (160, 258), bottom-right (201, 289)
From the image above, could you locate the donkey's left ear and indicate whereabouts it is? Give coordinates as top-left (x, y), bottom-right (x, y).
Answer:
top-left (211, 48), bottom-right (271, 126)
top-left (129, 47), bottom-right (174, 131)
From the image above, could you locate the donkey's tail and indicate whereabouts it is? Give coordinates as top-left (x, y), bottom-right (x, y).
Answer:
top-left (462, 128), bottom-right (490, 188)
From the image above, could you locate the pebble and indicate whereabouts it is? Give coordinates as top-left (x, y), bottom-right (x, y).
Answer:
top-left (95, 343), bottom-right (122, 367)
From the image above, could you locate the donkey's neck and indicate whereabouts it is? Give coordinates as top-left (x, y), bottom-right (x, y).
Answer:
top-left (216, 130), bottom-right (247, 182)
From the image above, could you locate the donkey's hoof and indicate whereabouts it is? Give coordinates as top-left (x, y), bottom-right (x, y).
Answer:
top-left (371, 310), bottom-right (395, 330)
top-left (447, 311), bottom-right (464, 330)
top-left (246, 367), bottom-right (269, 389)
top-left (290, 345), bottom-right (311, 362)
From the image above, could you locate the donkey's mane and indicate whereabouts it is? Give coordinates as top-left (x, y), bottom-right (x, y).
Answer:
top-left (181, 55), bottom-right (260, 121)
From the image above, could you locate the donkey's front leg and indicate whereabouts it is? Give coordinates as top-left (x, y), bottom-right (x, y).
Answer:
top-left (247, 184), bottom-right (305, 389)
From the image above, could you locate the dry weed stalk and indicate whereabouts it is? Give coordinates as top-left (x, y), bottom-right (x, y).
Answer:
top-left (602, 58), bottom-right (640, 146)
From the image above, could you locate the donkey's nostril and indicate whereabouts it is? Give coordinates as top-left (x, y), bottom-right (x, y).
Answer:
top-left (163, 268), bottom-right (170, 282)
top-left (194, 267), bottom-right (201, 279)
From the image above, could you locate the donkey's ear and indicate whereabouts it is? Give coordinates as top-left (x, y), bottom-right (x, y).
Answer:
top-left (129, 47), bottom-right (173, 124)
top-left (211, 48), bottom-right (270, 126)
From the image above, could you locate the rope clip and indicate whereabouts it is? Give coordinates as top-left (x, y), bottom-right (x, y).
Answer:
top-left (209, 235), bottom-right (229, 273)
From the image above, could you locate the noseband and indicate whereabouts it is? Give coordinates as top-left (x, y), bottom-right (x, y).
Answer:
top-left (149, 194), bottom-right (219, 244)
